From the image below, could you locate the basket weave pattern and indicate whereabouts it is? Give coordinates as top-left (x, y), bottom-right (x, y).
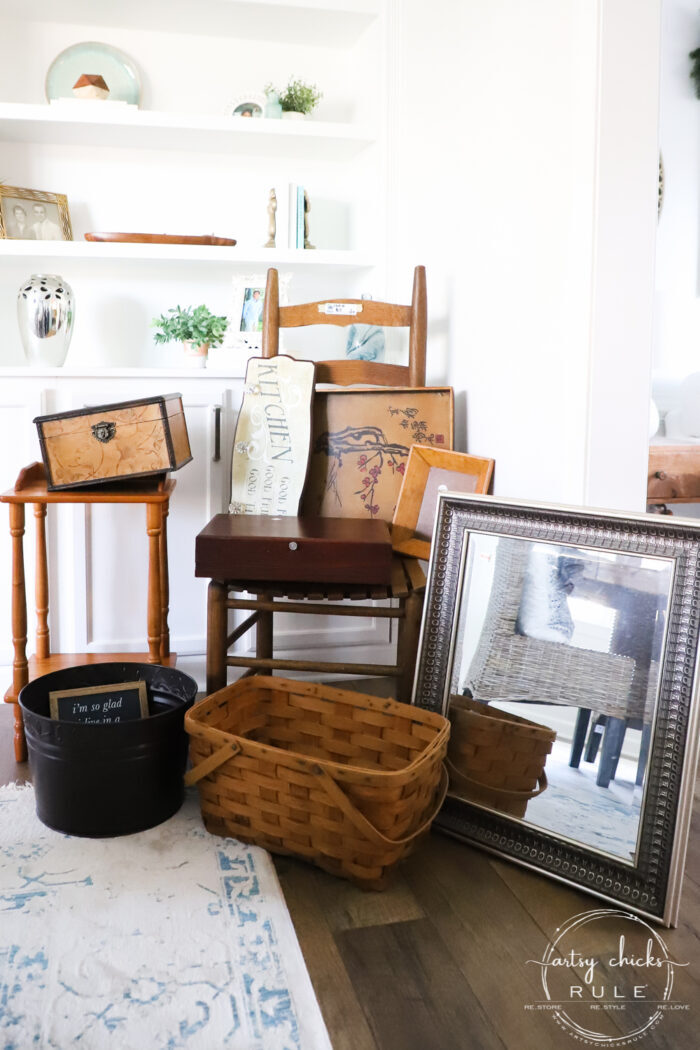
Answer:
top-left (447, 695), bottom-right (556, 818)
top-left (185, 677), bottom-right (449, 888)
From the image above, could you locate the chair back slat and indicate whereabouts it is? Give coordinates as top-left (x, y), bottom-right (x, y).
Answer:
top-left (279, 301), bottom-right (412, 329)
top-left (314, 360), bottom-right (411, 387)
top-left (262, 265), bottom-right (427, 388)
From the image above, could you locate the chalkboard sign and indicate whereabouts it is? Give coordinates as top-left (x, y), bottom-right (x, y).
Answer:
top-left (49, 680), bottom-right (149, 723)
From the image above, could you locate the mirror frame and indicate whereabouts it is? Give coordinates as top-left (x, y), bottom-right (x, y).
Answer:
top-left (412, 493), bottom-right (700, 926)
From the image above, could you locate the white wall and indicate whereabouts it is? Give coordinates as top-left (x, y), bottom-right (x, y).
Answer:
top-left (653, 0), bottom-right (700, 381)
top-left (388, 0), bottom-right (660, 512)
top-left (648, 0), bottom-right (700, 518)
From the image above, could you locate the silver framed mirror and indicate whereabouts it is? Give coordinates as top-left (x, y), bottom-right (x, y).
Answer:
top-left (412, 493), bottom-right (700, 926)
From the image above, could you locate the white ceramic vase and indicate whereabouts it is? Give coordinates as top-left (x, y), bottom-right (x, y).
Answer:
top-left (281, 110), bottom-right (305, 121)
top-left (17, 274), bottom-right (75, 367)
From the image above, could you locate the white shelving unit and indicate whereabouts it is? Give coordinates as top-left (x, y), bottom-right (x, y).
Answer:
top-left (0, 103), bottom-right (376, 159)
top-left (0, 0), bottom-right (386, 359)
top-left (0, 0), bottom-right (380, 46)
top-left (0, 239), bottom-right (376, 268)
top-left (0, 0), bottom-right (391, 688)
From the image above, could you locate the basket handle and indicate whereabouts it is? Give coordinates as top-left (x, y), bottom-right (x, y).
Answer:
top-left (185, 740), bottom-right (241, 786)
top-left (445, 758), bottom-right (548, 802)
top-left (311, 762), bottom-right (448, 849)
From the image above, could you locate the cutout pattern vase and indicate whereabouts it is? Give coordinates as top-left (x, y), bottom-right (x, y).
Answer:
top-left (17, 274), bottom-right (74, 367)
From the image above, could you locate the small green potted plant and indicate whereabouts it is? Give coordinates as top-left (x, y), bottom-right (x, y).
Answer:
top-left (152, 304), bottom-right (228, 368)
top-left (265, 77), bottom-right (322, 121)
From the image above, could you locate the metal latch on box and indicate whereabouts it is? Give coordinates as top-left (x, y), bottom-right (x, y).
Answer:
top-left (91, 421), bottom-right (116, 443)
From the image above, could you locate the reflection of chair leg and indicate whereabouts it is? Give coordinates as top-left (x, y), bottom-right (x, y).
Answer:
top-left (596, 716), bottom-right (626, 788)
top-left (584, 714), bottom-right (607, 762)
top-left (569, 708), bottom-right (591, 767)
top-left (636, 722), bottom-right (652, 787)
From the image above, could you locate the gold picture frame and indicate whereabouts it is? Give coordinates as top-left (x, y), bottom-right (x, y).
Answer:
top-left (0, 184), bottom-right (73, 241)
top-left (392, 445), bottom-right (494, 559)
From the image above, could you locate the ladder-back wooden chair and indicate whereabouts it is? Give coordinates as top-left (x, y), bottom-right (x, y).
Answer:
top-left (200, 265), bottom-right (436, 700)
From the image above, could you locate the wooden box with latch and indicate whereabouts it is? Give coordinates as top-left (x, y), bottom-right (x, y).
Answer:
top-left (33, 393), bottom-right (192, 490)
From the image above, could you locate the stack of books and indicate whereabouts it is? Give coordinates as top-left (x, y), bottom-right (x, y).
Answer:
top-left (288, 184), bottom-right (307, 249)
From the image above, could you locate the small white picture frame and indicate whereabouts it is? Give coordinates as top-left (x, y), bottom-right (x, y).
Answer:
top-left (224, 272), bottom-right (292, 352)
top-left (225, 93), bottom-right (266, 118)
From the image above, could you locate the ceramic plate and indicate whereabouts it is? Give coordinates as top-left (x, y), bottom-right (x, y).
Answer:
top-left (46, 42), bottom-right (141, 106)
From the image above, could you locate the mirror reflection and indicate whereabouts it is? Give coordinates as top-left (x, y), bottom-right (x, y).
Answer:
top-left (448, 535), bottom-right (673, 864)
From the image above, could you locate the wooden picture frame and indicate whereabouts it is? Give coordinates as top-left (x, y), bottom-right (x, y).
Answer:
top-left (392, 446), bottom-right (494, 559)
top-left (0, 185), bottom-right (72, 241)
top-left (413, 491), bottom-right (700, 926)
top-left (301, 387), bottom-right (454, 521)
top-left (49, 680), bottom-right (148, 723)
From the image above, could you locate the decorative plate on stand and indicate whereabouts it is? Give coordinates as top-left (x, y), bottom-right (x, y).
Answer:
top-left (46, 42), bottom-right (141, 106)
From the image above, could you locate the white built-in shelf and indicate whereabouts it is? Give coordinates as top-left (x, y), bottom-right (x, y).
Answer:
top-left (0, 240), bottom-right (375, 269)
top-left (0, 103), bottom-right (375, 159)
top-left (0, 366), bottom-right (249, 379)
top-left (0, 0), bottom-right (379, 45)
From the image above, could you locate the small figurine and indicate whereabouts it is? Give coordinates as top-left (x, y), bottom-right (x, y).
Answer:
top-left (265, 188), bottom-right (277, 248)
top-left (72, 74), bottom-right (110, 100)
top-left (303, 190), bottom-right (315, 250)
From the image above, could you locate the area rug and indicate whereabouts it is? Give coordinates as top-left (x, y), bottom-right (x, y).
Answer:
top-left (0, 784), bottom-right (333, 1050)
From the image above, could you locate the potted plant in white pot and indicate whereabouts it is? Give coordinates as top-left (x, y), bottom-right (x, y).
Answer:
top-left (152, 304), bottom-right (228, 368)
top-left (266, 77), bottom-right (322, 121)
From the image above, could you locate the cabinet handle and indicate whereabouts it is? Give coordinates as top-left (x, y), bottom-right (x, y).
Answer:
top-left (213, 406), bottom-right (222, 462)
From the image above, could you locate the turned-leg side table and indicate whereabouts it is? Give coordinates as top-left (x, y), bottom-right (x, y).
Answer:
top-left (1, 462), bottom-right (176, 762)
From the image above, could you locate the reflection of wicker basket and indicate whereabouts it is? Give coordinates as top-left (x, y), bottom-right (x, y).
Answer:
top-left (185, 677), bottom-right (449, 889)
top-left (447, 695), bottom-right (556, 819)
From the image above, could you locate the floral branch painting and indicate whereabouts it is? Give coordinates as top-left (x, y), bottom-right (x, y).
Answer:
top-left (304, 392), bottom-right (452, 520)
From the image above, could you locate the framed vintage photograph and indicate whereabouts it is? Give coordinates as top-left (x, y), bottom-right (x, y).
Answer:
top-left (0, 185), bottom-right (72, 241)
top-left (392, 445), bottom-right (494, 559)
top-left (412, 491), bottom-right (700, 926)
top-left (301, 387), bottom-right (454, 521)
top-left (224, 272), bottom-right (291, 352)
top-left (225, 93), bottom-right (265, 118)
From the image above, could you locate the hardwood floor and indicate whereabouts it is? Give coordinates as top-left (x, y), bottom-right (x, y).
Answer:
top-left (2, 697), bottom-right (698, 1050)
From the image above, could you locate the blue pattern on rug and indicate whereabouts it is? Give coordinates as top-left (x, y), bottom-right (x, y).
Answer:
top-left (0, 787), bottom-right (330, 1050)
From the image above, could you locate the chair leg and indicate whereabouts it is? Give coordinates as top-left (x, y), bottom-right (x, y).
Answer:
top-left (584, 714), bottom-right (607, 763)
top-left (206, 580), bottom-right (228, 695)
top-left (256, 591), bottom-right (273, 664)
top-left (569, 708), bottom-right (591, 768)
top-left (396, 590), bottom-right (423, 703)
top-left (596, 716), bottom-right (626, 788)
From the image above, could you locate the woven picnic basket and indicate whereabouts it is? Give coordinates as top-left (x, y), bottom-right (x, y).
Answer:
top-left (185, 676), bottom-right (449, 889)
top-left (446, 694), bottom-right (556, 819)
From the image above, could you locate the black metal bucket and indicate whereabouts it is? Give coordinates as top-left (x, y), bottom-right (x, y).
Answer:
top-left (19, 662), bottom-right (197, 837)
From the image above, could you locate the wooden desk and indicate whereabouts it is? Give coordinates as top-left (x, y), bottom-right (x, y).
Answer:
top-left (1, 462), bottom-right (176, 762)
top-left (648, 443), bottom-right (700, 509)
